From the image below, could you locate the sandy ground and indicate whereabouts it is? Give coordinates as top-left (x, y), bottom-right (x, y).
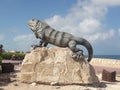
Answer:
top-left (0, 58), bottom-right (120, 90)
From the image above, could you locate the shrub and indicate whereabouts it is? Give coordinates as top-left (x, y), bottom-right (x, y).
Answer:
top-left (14, 53), bottom-right (25, 60)
top-left (1, 52), bottom-right (25, 60)
top-left (0, 56), bottom-right (3, 64)
top-left (2, 52), bottom-right (13, 60)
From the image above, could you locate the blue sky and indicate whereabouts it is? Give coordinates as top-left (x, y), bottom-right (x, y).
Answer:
top-left (0, 0), bottom-right (120, 55)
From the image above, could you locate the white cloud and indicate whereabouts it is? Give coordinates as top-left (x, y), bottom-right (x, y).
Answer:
top-left (13, 34), bottom-right (38, 51)
top-left (87, 30), bottom-right (115, 42)
top-left (71, 0), bottom-right (107, 20)
top-left (14, 34), bottom-right (34, 41)
top-left (92, 0), bottom-right (120, 6)
top-left (45, 0), bottom-right (115, 43)
top-left (79, 18), bottom-right (101, 34)
top-left (118, 29), bottom-right (120, 35)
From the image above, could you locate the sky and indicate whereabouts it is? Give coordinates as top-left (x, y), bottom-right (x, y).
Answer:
top-left (0, 0), bottom-right (120, 55)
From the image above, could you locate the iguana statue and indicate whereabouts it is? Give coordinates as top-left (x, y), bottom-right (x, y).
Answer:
top-left (28, 19), bottom-right (93, 62)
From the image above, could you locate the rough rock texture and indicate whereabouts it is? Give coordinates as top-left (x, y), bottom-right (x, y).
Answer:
top-left (20, 47), bottom-right (99, 85)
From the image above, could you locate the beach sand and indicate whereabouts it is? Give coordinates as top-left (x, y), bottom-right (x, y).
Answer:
top-left (0, 58), bottom-right (120, 90)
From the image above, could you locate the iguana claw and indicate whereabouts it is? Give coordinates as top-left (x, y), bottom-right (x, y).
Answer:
top-left (72, 50), bottom-right (84, 61)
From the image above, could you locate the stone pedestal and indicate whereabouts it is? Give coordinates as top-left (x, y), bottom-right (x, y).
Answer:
top-left (102, 69), bottom-right (116, 82)
top-left (20, 47), bottom-right (99, 85)
top-left (2, 63), bottom-right (14, 73)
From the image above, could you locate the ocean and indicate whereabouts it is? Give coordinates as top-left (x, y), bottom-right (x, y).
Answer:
top-left (93, 55), bottom-right (120, 60)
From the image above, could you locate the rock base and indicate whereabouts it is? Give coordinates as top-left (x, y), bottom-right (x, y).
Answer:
top-left (20, 47), bottom-right (99, 85)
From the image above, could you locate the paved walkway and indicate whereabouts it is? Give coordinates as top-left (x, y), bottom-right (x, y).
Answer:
top-left (2, 60), bottom-right (22, 65)
top-left (93, 65), bottom-right (120, 74)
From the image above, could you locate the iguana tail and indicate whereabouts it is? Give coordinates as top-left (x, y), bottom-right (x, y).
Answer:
top-left (76, 38), bottom-right (93, 62)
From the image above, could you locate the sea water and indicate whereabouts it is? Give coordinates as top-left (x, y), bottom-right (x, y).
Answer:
top-left (93, 55), bottom-right (120, 60)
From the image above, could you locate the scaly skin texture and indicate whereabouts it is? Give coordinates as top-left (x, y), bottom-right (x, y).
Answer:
top-left (28, 19), bottom-right (93, 62)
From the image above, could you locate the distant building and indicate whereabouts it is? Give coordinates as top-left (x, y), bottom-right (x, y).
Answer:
top-left (9, 50), bottom-right (16, 53)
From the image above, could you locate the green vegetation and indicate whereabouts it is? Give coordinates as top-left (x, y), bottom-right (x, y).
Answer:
top-left (0, 56), bottom-right (3, 64)
top-left (1, 52), bottom-right (25, 60)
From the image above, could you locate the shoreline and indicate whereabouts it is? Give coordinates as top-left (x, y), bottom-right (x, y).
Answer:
top-left (93, 55), bottom-right (120, 60)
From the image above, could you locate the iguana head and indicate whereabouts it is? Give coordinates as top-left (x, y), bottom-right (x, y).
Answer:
top-left (28, 19), bottom-right (48, 32)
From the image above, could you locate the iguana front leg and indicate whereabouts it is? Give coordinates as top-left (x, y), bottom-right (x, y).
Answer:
top-left (68, 40), bottom-right (84, 61)
top-left (32, 39), bottom-right (48, 50)
top-left (36, 31), bottom-right (48, 47)
top-left (39, 39), bottom-right (48, 47)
